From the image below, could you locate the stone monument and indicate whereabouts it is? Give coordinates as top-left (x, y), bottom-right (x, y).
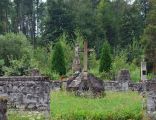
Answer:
top-left (72, 44), bottom-right (81, 73)
top-left (67, 41), bottom-right (105, 97)
top-left (141, 60), bottom-right (147, 81)
top-left (117, 69), bottom-right (131, 91)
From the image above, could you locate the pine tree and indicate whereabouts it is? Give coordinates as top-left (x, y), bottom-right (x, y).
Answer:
top-left (99, 41), bottom-right (112, 73)
top-left (44, 0), bottom-right (75, 44)
top-left (51, 42), bottom-right (66, 76)
top-left (142, 0), bottom-right (156, 74)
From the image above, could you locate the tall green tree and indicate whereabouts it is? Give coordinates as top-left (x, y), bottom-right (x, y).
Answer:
top-left (142, 0), bottom-right (156, 74)
top-left (44, 0), bottom-right (75, 44)
top-left (51, 42), bottom-right (66, 75)
top-left (0, 0), bottom-right (10, 34)
top-left (99, 41), bottom-right (112, 73)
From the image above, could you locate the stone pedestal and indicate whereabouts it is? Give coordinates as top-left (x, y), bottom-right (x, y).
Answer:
top-left (117, 69), bottom-right (131, 91)
top-left (141, 61), bottom-right (147, 81)
top-left (0, 97), bottom-right (7, 120)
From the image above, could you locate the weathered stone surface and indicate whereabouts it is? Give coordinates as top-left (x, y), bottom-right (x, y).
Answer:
top-left (50, 81), bottom-right (61, 91)
top-left (145, 80), bottom-right (156, 119)
top-left (0, 96), bottom-right (7, 120)
top-left (67, 73), bottom-right (105, 97)
top-left (117, 69), bottom-right (131, 91)
top-left (104, 81), bottom-right (120, 91)
top-left (117, 69), bottom-right (131, 82)
top-left (0, 76), bottom-right (50, 111)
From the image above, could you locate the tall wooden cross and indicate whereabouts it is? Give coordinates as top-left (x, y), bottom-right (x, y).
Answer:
top-left (83, 40), bottom-right (94, 80)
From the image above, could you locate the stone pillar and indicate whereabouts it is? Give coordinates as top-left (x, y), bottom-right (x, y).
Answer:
top-left (141, 61), bottom-right (147, 81)
top-left (0, 97), bottom-right (7, 120)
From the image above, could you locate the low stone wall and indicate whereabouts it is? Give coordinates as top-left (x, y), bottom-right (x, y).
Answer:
top-left (104, 81), bottom-right (131, 91)
top-left (0, 97), bottom-right (7, 120)
top-left (104, 81), bottom-right (120, 91)
top-left (0, 76), bottom-right (50, 111)
top-left (50, 80), bottom-right (62, 90)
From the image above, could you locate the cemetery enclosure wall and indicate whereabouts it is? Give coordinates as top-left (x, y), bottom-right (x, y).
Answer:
top-left (0, 76), bottom-right (50, 111)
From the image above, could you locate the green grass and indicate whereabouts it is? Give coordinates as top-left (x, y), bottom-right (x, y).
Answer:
top-left (51, 91), bottom-right (143, 120)
top-left (8, 91), bottom-right (143, 120)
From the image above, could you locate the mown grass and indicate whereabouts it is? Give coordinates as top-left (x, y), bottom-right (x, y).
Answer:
top-left (8, 91), bottom-right (143, 120)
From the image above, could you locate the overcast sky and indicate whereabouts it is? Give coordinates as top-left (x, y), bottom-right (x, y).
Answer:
top-left (42, 0), bottom-right (46, 2)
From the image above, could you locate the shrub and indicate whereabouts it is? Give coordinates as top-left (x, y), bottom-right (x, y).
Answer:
top-left (0, 33), bottom-right (32, 76)
top-left (0, 33), bottom-right (31, 66)
top-left (99, 41), bottom-right (112, 73)
top-left (60, 33), bottom-right (74, 72)
top-left (51, 42), bottom-right (66, 76)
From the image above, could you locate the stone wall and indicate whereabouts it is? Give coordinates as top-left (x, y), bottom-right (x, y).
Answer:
top-left (104, 81), bottom-right (133, 91)
top-left (145, 80), bottom-right (156, 119)
top-left (104, 81), bottom-right (120, 91)
top-left (50, 80), bottom-right (62, 90)
top-left (0, 76), bottom-right (50, 111)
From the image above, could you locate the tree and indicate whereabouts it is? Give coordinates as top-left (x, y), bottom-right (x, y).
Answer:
top-left (0, 33), bottom-right (31, 66)
top-left (44, 0), bottom-right (75, 44)
top-left (96, 0), bottom-right (116, 47)
top-left (0, 0), bottom-right (10, 34)
top-left (142, 0), bottom-right (156, 74)
top-left (51, 42), bottom-right (66, 75)
top-left (99, 41), bottom-right (112, 73)
top-left (119, 2), bottom-right (144, 48)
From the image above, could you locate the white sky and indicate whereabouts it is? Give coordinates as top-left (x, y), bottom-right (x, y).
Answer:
top-left (42, 0), bottom-right (47, 2)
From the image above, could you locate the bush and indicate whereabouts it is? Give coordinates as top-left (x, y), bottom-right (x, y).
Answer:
top-left (0, 33), bottom-right (32, 76)
top-left (60, 33), bottom-right (74, 72)
top-left (111, 50), bottom-right (129, 79)
top-left (51, 41), bottom-right (66, 76)
top-left (0, 33), bottom-right (31, 66)
top-left (99, 41), bottom-right (112, 73)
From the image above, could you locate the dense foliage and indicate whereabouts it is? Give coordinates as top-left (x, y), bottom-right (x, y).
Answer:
top-left (0, 0), bottom-right (155, 79)
top-left (51, 41), bottom-right (66, 76)
top-left (142, 0), bottom-right (156, 74)
top-left (99, 41), bottom-right (112, 73)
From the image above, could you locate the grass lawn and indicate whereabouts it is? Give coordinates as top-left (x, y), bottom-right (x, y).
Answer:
top-left (8, 91), bottom-right (143, 120)
top-left (51, 91), bottom-right (143, 120)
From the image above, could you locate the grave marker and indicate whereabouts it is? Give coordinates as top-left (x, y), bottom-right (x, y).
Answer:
top-left (141, 60), bottom-right (147, 81)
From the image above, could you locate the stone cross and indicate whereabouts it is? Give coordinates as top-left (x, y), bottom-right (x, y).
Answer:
top-left (83, 40), bottom-right (94, 80)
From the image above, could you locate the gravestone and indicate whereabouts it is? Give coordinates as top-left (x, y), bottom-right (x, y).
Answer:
top-left (117, 69), bottom-right (131, 91)
top-left (141, 61), bottom-right (147, 81)
top-left (72, 44), bottom-right (81, 73)
top-left (0, 96), bottom-right (7, 120)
